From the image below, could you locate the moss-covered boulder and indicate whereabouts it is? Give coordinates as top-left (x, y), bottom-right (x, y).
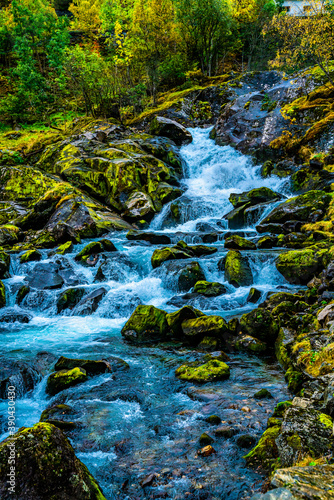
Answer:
top-left (57, 287), bottom-right (86, 313)
top-left (16, 285), bottom-right (30, 305)
top-left (0, 251), bottom-right (10, 279)
top-left (194, 280), bottom-right (227, 296)
top-left (276, 246), bottom-right (328, 284)
top-left (20, 249), bottom-right (42, 264)
top-left (181, 315), bottom-right (228, 339)
top-left (259, 190), bottom-right (331, 227)
top-left (54, 356), bottom-right (113, 375)
top-left (224, 250), bottom-right (253, 287)
top-left (234, 334), bottom-right (267, 354)
top-left (257, 235), bottom-right (278, 249)
top-left (247, 287), bottom-right (262, 303)
top-left (178, 261), bottom-right (206, 291)
top-left (229, 187), bottom-right (283, 209)
top-left (166, 306), bottom-right (204, 338)
top-left (75, 239), bottom-right (116, 263)
top-left (244, 425), bottom-right (281, 470)
top-left (150, 116), bottom-right (192, 146)
top-left (0, 224), bottom-right (20, 246)
top-left (151, 246), bottom-right (191, 269)
top-left (39, 404), bottom-right (76, 430)
top-left (224, 235), bottom-right (256, 250)
top-left (0, 280), bottom-right (5, 309)
top-left (121, 305), bottom-right (169, 343)
top-left (175, 359), bottom-right (230, 383)
top-left (46, 367), bottom-right (87, 396)
top-left (0, 422), bottom-right (106, 499)
top-left (56, 241), bottom-right (73, 255)
top-left (123, 191), bottom-right (156, 221)
top-left (276, 407), bottom-right (334, 467)
top-left (240, 307), bottom-right (279, 343)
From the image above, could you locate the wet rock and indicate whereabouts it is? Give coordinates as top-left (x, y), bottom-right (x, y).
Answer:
top-left (178, 261), bottom-right (206, 292)
top-left (56, 287), bottom-right (86, 313)
top-left (140, 473), bottom-right (157, 488)
top-left (224, 235), bottom-right (256, 250)
top-left (0, 251), bottom-right (10, 279)
top-left (276, 407), bottom-right (333, 467)
top-left (55, 356), bottom-right (113, 375)
top-left (20, 249), bottom-right (42, 264)
top-left (237, 434), bottom-right (257, 448)
top-left (229, 187), bottom-right (283, 209)
top-left (198, 336), bottom-right (219, 350)
top-left (27, 262), bottom-right (64, 289)
top-left (0, 310), bottom-right (32, 323)
top-left (250, 487), bottom-right (296, 499)
top-left (254, 389), bottom-right (273, 399)
top-left (258, 190), bottom-right (331, 227)
top-left (197, 444), bottom-right (216, 457)
top-left (12, 284), bottom-right (27, 306)
top-left (166, 306), bottom-right (204, 338)
top-left (0, 362), bottom-right (40, 399)
top-left (126, 230), bottom-right (171, 245)
top-left (194, 280), bottom-right (227, 297)
top-left (0, 281), bottom-right (5, 309)
top-left (244, 425), bottom-right (281, 470)
top-left (0, 422), bottom-right (107, 499)
top-left (0, 224), bottom-right (20, 246)
top-left (175, 359), bottom-right (230, 383)
top-left (224, 250), bottom-right (253, 287)
top-left (40, 404), bottom-right (77, 431)
top-left (121, 305), bottom-right (169, 343)
top-left (257, 235), bottom-right (278, 249)
top-left (271, 464), bottom-right (334, 499)
top-left (181, 315), bottom-right (228, 339)
top-left (123, 191), bottom-right (156, 221)
top-left (214, 426), bottom-right (236, 438)
top-left (199, 433), bottom-right (214, 446)
top-left (247, 287), bottom-right (262, 303)
top-left (240, 308), bottom-right (279, 343)
top-left (205, 415), bottom-right (221, 425)
top-left (75, 239), bottom-right (116, 263)
top-left (234, 334), bottom-right (267, 353)
top-left (74, 287), bottom-right (107, 315)
top-left (56, 241), bottom-right (73, 255)
top-left (151, 241), bottom-right (216, 269)
top-left (46, 367), bottom-right (88, 396)
top-left (276, 246), bottom-right (328, 285)
top-left (150, 116), bottom-right (192, 146)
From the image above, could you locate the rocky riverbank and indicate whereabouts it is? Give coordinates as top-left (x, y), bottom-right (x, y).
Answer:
top-left (0, 69), bottom-right (333, 499)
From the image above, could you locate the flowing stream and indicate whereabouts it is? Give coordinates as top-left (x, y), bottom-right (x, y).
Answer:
top-left (0, 127), bottom-right (296, 499)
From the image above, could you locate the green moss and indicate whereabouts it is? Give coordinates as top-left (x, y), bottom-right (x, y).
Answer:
top-left (285, 367), bottom-right (304, 393)
top-left (273, 401), bottom-right (292, 418)
top-left (20, 249), bottom-right (42, 264)
top-left (224, 250), bottom-right (253, 287)
top-left (46, 367), bottom-right (87, 396)
top-left (286, 432), bottom-right (302, 450)
top-left (276, 246), bottom-right (329, 285)
top-left (240, 308), bottom-right (278, 343)
top-left (318, 413), bottom-right (333, 429)
top-left (175, 359), bottom-right (230, 383)
top-left (224, 235), bottom-right (256, 250)
top-left (243, 426), bottom-right (281, 470)
top-left (235, 334), bottom-right (267, 353)
top-left (181, 315), bottom-right (228, 338)
top-left (56, 241), bottom-right (73, 255)
top-left (194, 280), bottom-right (226, 297)
top-left (121, 304), bottom-right (169, 343)
top-left (0, 280), bottom-right (5, 309)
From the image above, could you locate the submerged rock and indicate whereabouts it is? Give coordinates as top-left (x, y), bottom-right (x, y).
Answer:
top-left (0, 422), bottom-right (106, 499)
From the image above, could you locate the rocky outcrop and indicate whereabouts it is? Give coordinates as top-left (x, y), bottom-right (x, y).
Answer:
top-left (149, 116), bottom-right (193, 145)
top-left (0, 422), bottom-right (106, 499)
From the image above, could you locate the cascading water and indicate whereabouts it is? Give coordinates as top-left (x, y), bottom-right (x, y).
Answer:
top-left (0, 127), bottom-right (295, 499)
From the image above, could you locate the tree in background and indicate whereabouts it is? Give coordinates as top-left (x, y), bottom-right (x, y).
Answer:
top-left (175, 0), bottom-right (234, 76)
top-left (0, 0), bottom-right (69, 121)
top-left (265, 0), bottom-right (334, 85)
top-left (233, 0), bottom-right (279, 71)
top-left (68, 0), bottom-right (102, 40)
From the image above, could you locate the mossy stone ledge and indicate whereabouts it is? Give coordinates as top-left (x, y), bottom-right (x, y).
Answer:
top-left (175, 359), bottom-right (230, 383)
